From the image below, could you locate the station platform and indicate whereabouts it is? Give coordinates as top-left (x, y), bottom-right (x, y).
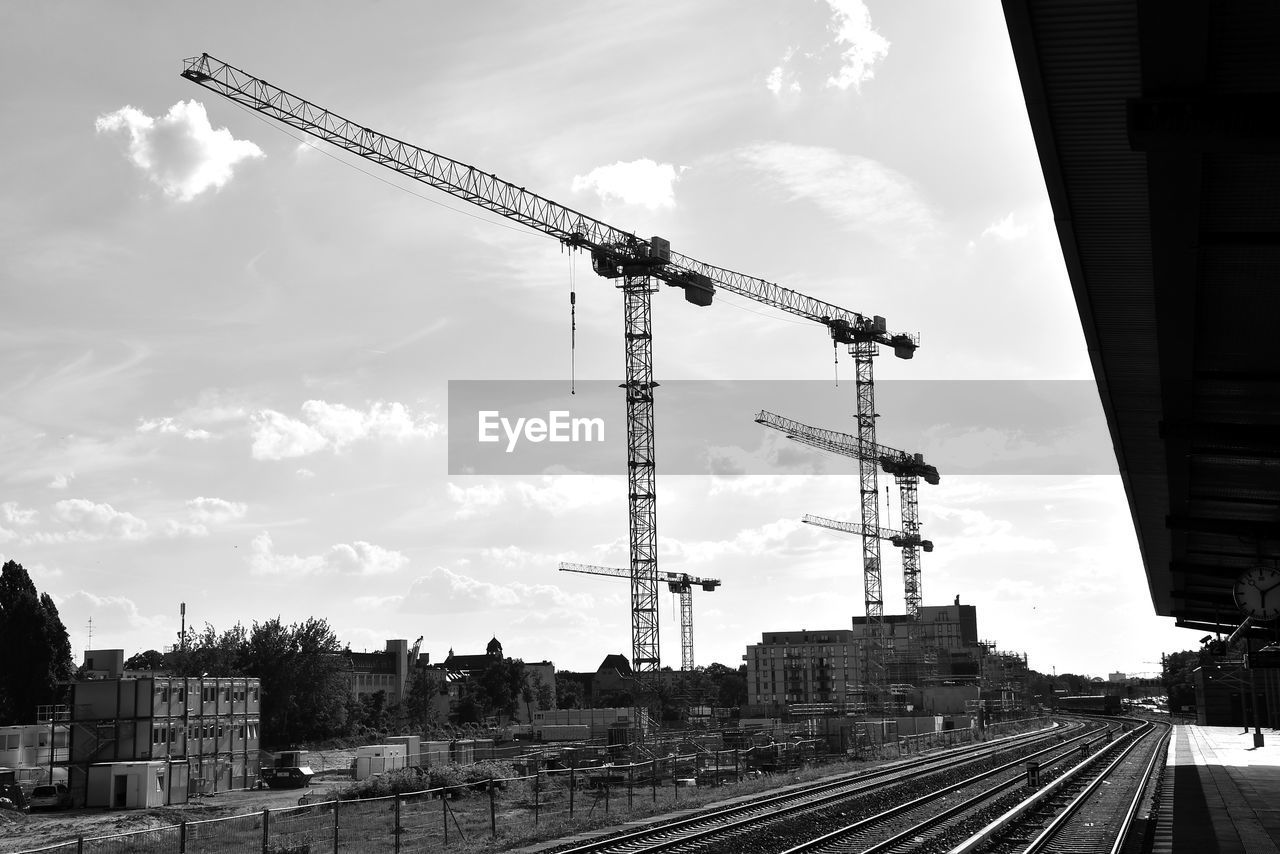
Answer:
top-left (1152, 724), bottom-right (1280, 853)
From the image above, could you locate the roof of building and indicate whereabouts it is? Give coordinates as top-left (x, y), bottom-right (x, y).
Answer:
top-left (1004, 0), bottom-right (1280, 638)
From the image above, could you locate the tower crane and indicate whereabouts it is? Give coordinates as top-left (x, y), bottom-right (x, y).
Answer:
top-left (559, 562), bottom-right (720, 671)
top-left (802, 514), bottom-right (934, 554)
top-left (180, 53), bottom-right (917, 693)
top-left (756, 410), bottom-right (937, 623)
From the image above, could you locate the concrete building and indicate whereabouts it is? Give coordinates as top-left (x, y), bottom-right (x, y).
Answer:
top-left (67, 674), bottom-right (260, 807)
top-left (346, 638), bottom-right (429, 706)
top-left (744, 602), bottom-right (1026, 718)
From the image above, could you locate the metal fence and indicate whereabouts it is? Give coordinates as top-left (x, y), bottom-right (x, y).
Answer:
top-left (11, 744), bottom-right (819, 854)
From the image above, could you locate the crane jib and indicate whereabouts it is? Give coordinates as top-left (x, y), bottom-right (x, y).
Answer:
top-left (180, 52), bottom-right (917, 358)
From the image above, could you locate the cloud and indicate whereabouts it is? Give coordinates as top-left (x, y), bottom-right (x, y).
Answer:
top-left (446, 477), bottom-right (619, 519)
top-left (95, 100), bottom-right (264, 201)
top-left (248, 531), bottom-right (407, 576)
top-left (137, 417), bottom-right (213, 441)
top-left (981, 212), bottom-right (1031, 242)
top-left (662, 518), bottom-right (806, 564)
top-left (49, 472), bottom-right (75, 490)
top-left (2, 502), bottom-right (38, 528)
top-left (161, 497), bottom-right (247, 538)
top-left (824, 0), bottom-right (891, 91)
top-left (766, 0), bottom-right (889, 96)
top-left (251, 400), bottom-right (441, 460)
top-left (46, 499), bottom-right (149, 542)
top-left (398, 566), bottom-right (593, 615)
top-left (736, 143), bottom-right (935, 244)
top-left (572, 159), bottom-right (681, 210)
top-left (54, 590), bottom-right (169, 634)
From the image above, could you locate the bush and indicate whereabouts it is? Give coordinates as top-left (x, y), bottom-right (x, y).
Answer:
top-left (336, 759), bottom-right (524, 801)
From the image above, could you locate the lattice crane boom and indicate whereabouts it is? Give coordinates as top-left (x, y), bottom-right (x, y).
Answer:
top-left (179, 54), bottom-right (917, 351)
top-left (558, 562), bottom-right (719, 671)
top-left (758, 410), bottom-right (937, 626)
top-left (802, 514), bottom-right (934, 552)
top-left (180, 52), bottom-right (913, 693)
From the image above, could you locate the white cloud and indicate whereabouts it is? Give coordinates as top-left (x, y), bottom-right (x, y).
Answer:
top-left (250, 411), bottom-right (328, 460)
top-left (48, 499), bottom-right (148, 542)
top-left (248, 531), bottom-right (407, 576)
top-left (824, 0), bottom-right (891, 92)
top-left (736, 142), bottom-right (936, 245)
top-left (54, 591), bottom-right (169, 635)
top-left (188, 497), bottom-right (247, 525)
top-left (2, 502), bottom-right (38, 527)
top-left (766, 49), bottom-right (803, 96)
top-left (982, 212), bottom-right (1031, 241)
top-left (446, 477), bottom-right (619, 519)
top-left (138, 416), bottom-right (212, 441)
top-left (49, 472), bottom-right (74, 490)
top-left (572, 159), bottom-right (681, 210)
top-left (765, 1), bottom-right (888, 96)
top-left (95, 100), bottom-right (264, 202)
top-left (662, 517), bottom-right (806, 564)
top-left (398, 566), bottom-right (593, 615)
top-left (251, 400), bottom-right (441, 461)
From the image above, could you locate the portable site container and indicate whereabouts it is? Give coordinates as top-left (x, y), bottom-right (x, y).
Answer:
top-left (86, 761), bottom-right (177, 809)
top-left (353, 744), bottom-right (407, 781)
top-left (422, 740), bottom-right (450, 766)
top-left (449, 739), bottom-right (474, 765)
top-left (385, 735), bottom-right (422, 767)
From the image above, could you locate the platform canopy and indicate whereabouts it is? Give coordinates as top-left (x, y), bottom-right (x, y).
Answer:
top-left (1003, 1), bottom-right (1280, 637)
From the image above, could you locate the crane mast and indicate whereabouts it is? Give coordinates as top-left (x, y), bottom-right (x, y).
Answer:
top-left (181, 53), bottom-right (916, 696)
top-left (558, 562), bottom-right (720, 671)
top-left (757, 409), bottom-right (937, 629)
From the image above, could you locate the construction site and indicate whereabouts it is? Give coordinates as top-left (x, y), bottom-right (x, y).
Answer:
top-left (168, 53), bottom-right (1032, 742)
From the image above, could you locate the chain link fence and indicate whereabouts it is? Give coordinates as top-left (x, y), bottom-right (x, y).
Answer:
top-left (10, 741), bottom-right (826, 854)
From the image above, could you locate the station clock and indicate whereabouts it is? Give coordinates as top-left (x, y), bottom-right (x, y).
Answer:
top-left (1232, 566), bottom-right (1280, 621)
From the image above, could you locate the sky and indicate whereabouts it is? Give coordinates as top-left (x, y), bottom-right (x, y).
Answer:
top-left (0, 1), bottom-right (1200, 683)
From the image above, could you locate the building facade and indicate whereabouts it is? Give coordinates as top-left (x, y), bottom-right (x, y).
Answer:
top-left (744, 603), bottom-right (1026, 717)
top-left (67, 675), bottom-right (260, 807)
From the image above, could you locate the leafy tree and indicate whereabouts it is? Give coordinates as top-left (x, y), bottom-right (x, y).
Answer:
top-left (704, 662), bottom-right (747, 708)
top-left (243, 617), bottom-right (350, 746)
top-left (476, 657), bottom-right (525, 721)
top-left (1163, 650), bottom-right (1202, 713)
top-left (165, 623), bottom-right (248, 676)
top-left (403, 669), bottom-right (444, 732)
top-left (123, 649), bottom-right (166, 671)
top-left (0, 561), bottom-right (73, 723)
top-left (555, 673), bottom-right (585, 709)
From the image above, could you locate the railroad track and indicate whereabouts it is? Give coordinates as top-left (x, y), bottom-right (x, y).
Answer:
top-left (953, 718), bottom-right (1170, 854)
top-left (540, 721), bottom-right (1096, 854)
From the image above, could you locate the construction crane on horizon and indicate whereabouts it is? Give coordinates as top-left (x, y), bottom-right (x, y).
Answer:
top-left (803, 513), bottom-right (934, 554)
top-left (180, 53), bottom-right (918, 697)
top-left (756, 410), bottom-right (938, 624)
top-left (559, 562), bottom-right (720, 671)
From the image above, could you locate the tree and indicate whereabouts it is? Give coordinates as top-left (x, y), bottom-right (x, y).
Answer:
top-left (123, 649), bottom-right (166, 671)
top-left (555, 673), bottom-right (585, 710)
top-left (0, 561), bottom-right (73, 724)
top-left (1162, 649), bottom-right (1202, 713)
top-left (703, 662), bottom-right (747, 708)
top-left (165, 623), bottom-right (248, 676)
top-left (403, 669), bottom-right (444, 732)
top-left (243, 617), bottom-right (350, 746)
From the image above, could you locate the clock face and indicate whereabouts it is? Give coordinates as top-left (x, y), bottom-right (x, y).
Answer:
top-left (1233, 567), bottom-right (1280, 621)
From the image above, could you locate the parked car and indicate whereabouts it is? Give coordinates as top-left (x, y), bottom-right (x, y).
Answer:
top-left (261, 767), bottom-right (314, 790)
top-left (28, 783), bottom-right (71, 811)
